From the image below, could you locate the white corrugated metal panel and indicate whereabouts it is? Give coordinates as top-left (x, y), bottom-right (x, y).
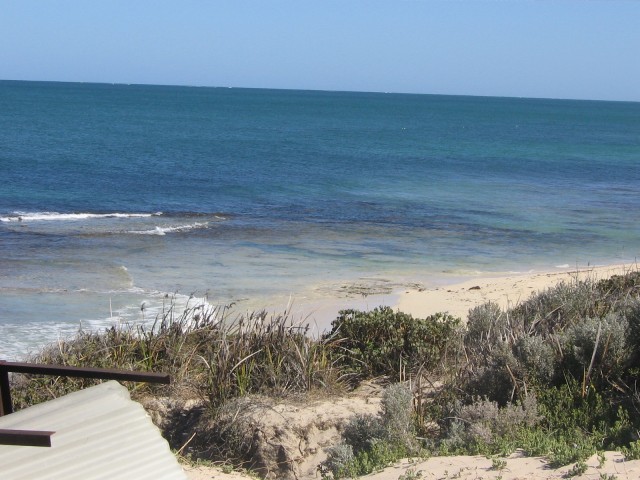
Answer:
top-left (0, 381), bottom-right (186, 480)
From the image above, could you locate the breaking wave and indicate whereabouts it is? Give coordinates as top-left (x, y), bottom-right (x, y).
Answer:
top-left (128, 222), bottom-right (210, 235)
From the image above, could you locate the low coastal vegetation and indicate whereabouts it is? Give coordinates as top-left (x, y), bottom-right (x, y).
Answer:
top-left (9, 270), bottom-right (640, 478)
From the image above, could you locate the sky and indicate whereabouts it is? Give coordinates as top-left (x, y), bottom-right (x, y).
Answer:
top-left (1, 0), bottom-right (639, 102)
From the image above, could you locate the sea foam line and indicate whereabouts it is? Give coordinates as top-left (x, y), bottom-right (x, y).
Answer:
top-left (0, 211), bottom-right (163, 222)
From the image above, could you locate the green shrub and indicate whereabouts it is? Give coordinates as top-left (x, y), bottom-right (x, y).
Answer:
top-left (564, 460), bottom-right (588, 478)
top-left (464, 342), bottom-right (521, 405)
top-left (327, 307), bottom-right (460, 380)
top-left (621, 440), bottom-right (640, 460)
top-left (380, 384), bottom-right (418, 451)
top-left (560, 314), bottom-right (629, 386)
top-left (465, 302), bottom-right (506, 359)
top-left (320, 439), bottom-right (406, 479)
top-left (535, 378), bottom-right (636, 450)
top-left (464, 304), bottom-right (555, 403)
top-left (319, 443), bottom-right (356, 479)
top-left (342, 414), bottom-right (385, 454)
top-left (596, 271), bottom-right (640, 299)
top-left (490, 457), bottom-right (507, 471)
top-left (537, 379), bottom-right (607, 433)
top-left (321, 384), bottom-right (419, 478)
top-left (342, 384), bottom-right (417, 454)
top-left (509, 279), bottom-right (601, 337)
top-left (398, 468), bottom-right (423, 480)
top-left (441, 395), bottom-right (540, 453)
top-left (506, 426), bottom-right (595, 467)
top-left (514, 335), bottom-right (556, 386)
top-left (623, 299), bottom-right (640, 368)
top-left (352, 439), bottom-right (406, 475)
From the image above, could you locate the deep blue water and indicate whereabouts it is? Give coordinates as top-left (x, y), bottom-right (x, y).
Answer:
top-left (1, 80), bottom-right (639, 358)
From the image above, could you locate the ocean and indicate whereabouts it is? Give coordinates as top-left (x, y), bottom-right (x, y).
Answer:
top-left (1, 80), bottom-right (639, 359)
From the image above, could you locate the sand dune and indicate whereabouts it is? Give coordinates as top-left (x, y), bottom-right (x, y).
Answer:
top-left (184, 263), bottom-right (639, 480)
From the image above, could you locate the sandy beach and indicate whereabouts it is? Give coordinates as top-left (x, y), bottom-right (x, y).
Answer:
top-left (287, 263), bottom-right (637, 337)
top-left (395, 263), bottom-right (636, 321)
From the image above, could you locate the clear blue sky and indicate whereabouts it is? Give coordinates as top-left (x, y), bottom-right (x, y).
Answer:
top-left (2, 0), bottom-right (639, 101)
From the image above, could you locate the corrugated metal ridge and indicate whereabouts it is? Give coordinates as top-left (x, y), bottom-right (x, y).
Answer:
top-left (0, 381), bottom-right (186, 480)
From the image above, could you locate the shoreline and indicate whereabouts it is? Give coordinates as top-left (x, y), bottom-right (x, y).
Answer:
top-left (278, 262), bottom-right (638, 335)
top-left (395, 262), bottom-right (637, 321)
top-left (2, 262), bottom-right (636, 361)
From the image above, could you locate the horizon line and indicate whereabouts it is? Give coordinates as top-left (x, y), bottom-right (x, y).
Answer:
top-left (1, 78), bottom-right (638, 105)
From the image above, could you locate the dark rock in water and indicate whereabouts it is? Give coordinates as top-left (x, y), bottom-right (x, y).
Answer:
top-left (469, 286), bottom-right (481, 290)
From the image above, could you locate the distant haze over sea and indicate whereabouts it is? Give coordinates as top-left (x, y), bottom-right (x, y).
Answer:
top-left (1, 80), bottom-right (639, 358)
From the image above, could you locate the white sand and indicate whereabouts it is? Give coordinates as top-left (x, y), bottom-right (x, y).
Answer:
top-left (364, 451), bottom-right (640, 480)
top-left (182, 464), bottom-right (253, 480)
top-left (395, 263), bottom-right (635, 321)
top-left (184, 451), bottom-right (640, 480)
top-left (269, 264), bottom-right (637, 338)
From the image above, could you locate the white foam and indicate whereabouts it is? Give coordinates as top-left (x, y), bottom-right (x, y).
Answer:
top-left (129, 222), bottom-right (209, 235)
top-left (441, 269), bottom-right (485, 276)
top-left (0, 211), bottom-right (162, 222)
top-left (555, 264), bottom-right (570, 268)
top-left (0, 291), bottom-right (223, 360)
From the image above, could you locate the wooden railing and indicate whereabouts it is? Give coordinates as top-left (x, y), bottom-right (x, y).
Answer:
top-left (0, 428), bottom-right (55, 447)
top-left (0, 360), bottom-right (170, 447)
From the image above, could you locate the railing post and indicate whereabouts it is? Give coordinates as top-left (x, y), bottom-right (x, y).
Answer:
top-left (0, 361), bottom-right (12, 416)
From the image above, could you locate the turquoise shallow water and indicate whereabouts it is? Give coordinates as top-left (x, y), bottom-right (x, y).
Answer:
top-left (1, 80), bottom-right (639, 358)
